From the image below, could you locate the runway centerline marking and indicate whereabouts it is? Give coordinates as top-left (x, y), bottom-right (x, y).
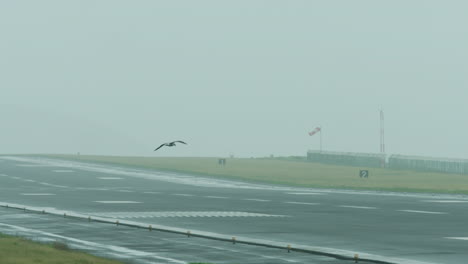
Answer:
top-left (422, 200), bottom-right (468, 203)
top-left (243, 199), bottom-right (270, 202)
top-left (94, 201), bottom-right (142, 204)
top-left (285, 202), bottom-right (320, 205)
top-left (172, 194), bottom-right (194, 197)
top-left (143, 191), bottom-right (161, 194)
top-left (21, 193), bottom-right (56, 196)
top-left (399, 210), bottom-right (447, 214)
top-left (98, 177), bottom-right (123, 180)
top-left (339, 205), bottom-right (377, 209)
top-left (204, 196), bottom-right (229, 199)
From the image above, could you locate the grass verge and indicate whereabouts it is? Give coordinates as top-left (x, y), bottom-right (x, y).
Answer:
top-left (0, 233), bottom-right (125, 264)
top-left (42, 154), bottom-right (468, 195)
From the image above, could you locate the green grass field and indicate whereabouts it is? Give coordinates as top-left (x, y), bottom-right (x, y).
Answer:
top-left (44, 154), bottom-right (468, 194)
top-left (0, 233), bottom-right (124, 264)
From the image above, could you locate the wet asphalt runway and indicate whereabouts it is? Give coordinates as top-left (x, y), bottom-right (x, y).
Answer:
top-left (1, 156), bottom-right (468, 264)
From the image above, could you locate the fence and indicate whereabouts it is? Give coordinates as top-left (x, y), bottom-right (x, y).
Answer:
top-left (307, 150), bottom-right (468, 174)
top-left (387, 154), bottom-right (468, 175)
top-left (307, 150), bottom-right (386, 168)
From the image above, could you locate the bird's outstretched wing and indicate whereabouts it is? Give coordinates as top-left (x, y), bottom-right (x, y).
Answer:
top-left (174, 141), bottom-right (187, 145)
top-left (154, 143), bottom-right (166, 151)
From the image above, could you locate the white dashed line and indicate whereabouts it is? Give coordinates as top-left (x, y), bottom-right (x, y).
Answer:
top-left (21, 193), bottom-right (55, 196)
top-left (143, 192), bottom-right (161, 194)
top-left (116, 190), bottom-right (134, 193)
top-left (446, 237), bottom-right (468, 240)
top-left (15, 164), bottom-right (50, 167)
top-left (94, 201), bottom-right (142, 204)
top-left (286, 192), bottom-right (325, 195)
top-left (243, 199), bottom-right (270, 202)
top-left (285, 202), bottom-right (320, 205)
top-left (76, 188), bottom-right (109, 191)
top-left (399, 210), bottom-right (447, 215)
top-left (204, 196), bottom-right (229, 199)
top-left (172, 194), bottom-right (194, 197)
top-left (339, 205), bottom-right (377, 210)
top-left (98, 177), bottom-right (123, 180)
top-left (38, 182), bottom-right (68, 188)
top-left (422, 200), bottom-right (468, 203)
top-left (53, 170), bottom-right (74, 173)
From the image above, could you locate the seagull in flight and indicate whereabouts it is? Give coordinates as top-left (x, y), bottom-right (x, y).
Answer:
top-left (154, 140), bottom-right (187, 151)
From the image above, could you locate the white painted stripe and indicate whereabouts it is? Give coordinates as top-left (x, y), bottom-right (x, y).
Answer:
top-left (172, 193), bottom-right (194, 197)
top-left (38, 182), bottom-right (68, 188)
top-left (339, 205), bottom-right (377, 209)
top-left (116, 190), bottom-right (134, 193)
top-left (286, 192), bottom-right (325, 195)
top-left (399, 210), bottom-right (447, 215)
top-left (24, 180), bottom-right (36, 182)
top-left (422, 200), bottom-right (468, 203)
top-left (143, 191), bottom-right (161, 194)
top-left (53, 170), bottom-right (74, 173)
top-left (285, 202), bottom-right (320, 205)
top-left (204, 196), bottom-right (228, 199)
top-left (94, 201), bottom-right (141, 204)
top-left (15, 164), bottom-right (51, 167)
top-left (98, 177), bottom-right (123, 180)
top-left (446, 237), bottom-right (468, 240)
top-left (243, 198), bottom-right (270, 202)
top-left (21, 193), bottom-right (55, 196)
top-left (75, 187), bottom-right (109, 191)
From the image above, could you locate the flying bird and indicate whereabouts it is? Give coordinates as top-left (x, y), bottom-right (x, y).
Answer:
top-left (154, 141), bottom-right (187, 151)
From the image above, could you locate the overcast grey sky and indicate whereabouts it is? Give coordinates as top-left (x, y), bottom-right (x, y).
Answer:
top-left (1, 1), bottom-right (467, 158)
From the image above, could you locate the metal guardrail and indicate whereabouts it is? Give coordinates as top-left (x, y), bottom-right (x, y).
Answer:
top-left (0, 202), bottom-right (426, 264)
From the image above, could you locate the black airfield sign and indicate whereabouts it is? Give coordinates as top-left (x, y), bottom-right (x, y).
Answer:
top-left (360, 170), bottom-right (369, 178)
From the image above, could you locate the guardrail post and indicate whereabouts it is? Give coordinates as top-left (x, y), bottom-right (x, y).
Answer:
top-left (64, 213), bottom-right (66, 218)
top-left (354, 254), bottom-right (359, 263)
top-left (232, 236), bottom-right (236, 244)
top-left (287, 244), bottom-right (291, 253)
top-left (116, 220), bottom-right (119, 226)
top-left (149, 225), bottom-right (152, 231)
top-left (187, 231), bottom-right (191, 237)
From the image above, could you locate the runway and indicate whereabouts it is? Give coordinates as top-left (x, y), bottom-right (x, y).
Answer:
top-left (1, 156), bottom-right (467, 264)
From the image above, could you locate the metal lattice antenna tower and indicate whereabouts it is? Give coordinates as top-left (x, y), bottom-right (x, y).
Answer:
top-left (380, 109), bottom-right (386, 167)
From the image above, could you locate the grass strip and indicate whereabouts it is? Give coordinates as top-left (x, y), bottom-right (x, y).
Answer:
top-left (42, 154), bottom-right (468, 195)
top-left (0, 233), bottom-right (125, 264)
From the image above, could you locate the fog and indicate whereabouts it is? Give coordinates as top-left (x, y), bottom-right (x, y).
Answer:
top-left (1, 1), bottom-right (467, 158)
